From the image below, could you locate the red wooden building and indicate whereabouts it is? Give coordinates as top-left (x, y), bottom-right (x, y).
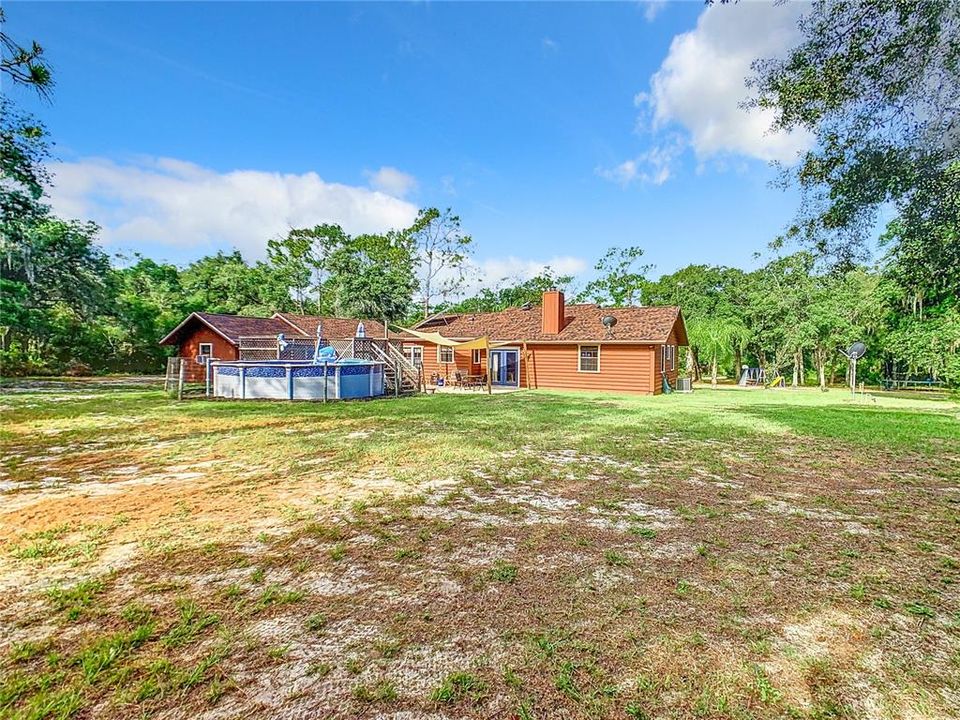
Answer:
top-left (402, 290), bottom-right (687, 395)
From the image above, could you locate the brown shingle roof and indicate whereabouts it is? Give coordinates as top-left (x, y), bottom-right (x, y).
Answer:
top-left (159, 312), bottom-right (294, 345)
top-left (159, 312), bottom-right (398, 346)
top-left (273, 314), bottom-right (398, 339)
top-left (412, 304), bottom-right (686, 344)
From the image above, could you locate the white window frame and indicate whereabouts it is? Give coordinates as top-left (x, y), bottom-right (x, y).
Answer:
top-left (472, 349), bottom-right (482, 364)
top-left (404, 345), bottom-right (423, 367)
top-left (438, 346), bottom-right (454, 364)
top-left (198, 342), bottom-right (213, 357)
top-left (662, 344), bottom-right (676, 372)
top-left (578, 344), bottom-right (600, 373)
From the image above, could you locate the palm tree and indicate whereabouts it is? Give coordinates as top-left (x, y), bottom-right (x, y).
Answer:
top-left (688, 316), bottom-right (750, 386)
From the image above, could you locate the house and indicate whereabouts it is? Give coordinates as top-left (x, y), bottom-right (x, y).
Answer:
top-left (159, 311), bottom-right (393, 381)
top-left (402, 290), bottom-right (687, 395)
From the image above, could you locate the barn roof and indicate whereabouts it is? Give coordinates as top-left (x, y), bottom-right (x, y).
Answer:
top-left (410, 304), bottom-right (687, 345)
top-left (159, 313), bottom-right (293, 346)
top-left (159, 311), bottom-right (400, 347)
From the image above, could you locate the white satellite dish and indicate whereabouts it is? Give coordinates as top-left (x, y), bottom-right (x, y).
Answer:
top-left (839, 341), bottom-right (867, 396)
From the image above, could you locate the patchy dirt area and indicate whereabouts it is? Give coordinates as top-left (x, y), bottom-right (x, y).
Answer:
top-left (1, 382), bottom-right (958, 719)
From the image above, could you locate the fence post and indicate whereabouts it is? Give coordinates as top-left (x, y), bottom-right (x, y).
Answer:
top-left (177, 359), bottom-right (185, 401)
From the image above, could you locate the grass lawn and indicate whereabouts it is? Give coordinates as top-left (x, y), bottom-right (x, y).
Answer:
top-left (1, 379), bottom-right (958, 719)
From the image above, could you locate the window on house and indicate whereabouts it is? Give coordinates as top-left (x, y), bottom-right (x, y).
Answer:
top-left (404, 345), bottom-right (423, 367)
top-left (438, 346), bottom-right (454, 364)
top-left (578, 345), bottom-right (600, 373)
top-left (198, 342), bottom-right (213, 357)
top-left (472, 349), bottom-right (482, 364)
top-left (662, 344), bottom-right (675, 371)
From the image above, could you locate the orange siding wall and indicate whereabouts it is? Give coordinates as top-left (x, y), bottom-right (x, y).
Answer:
top-left (178, 328), bottom-right (238, 382)
top-left (407, 341), bottom-right (659, 394)
top-left (526, 343), bottom-right (657, 394)
top-left (405, 343), bottom-right (474, 383)
top-left (404, 343), bottom-right (519, 384)
top-left (659, 327), bottom-right (681, 391)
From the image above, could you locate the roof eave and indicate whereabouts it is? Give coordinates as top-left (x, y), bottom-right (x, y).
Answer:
top-left (158, 312), bottom-right (238, 347)
top-left (402, 336), bottom-right (676, 345)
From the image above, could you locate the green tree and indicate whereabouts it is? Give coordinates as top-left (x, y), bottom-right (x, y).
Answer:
top-left (884, 308), bottom-right (960, 385)
top-left (411, 207), bottom-right (473, 318)
top-left (267, 224), bottom-right (348, 313)
top-left (0, 219), bottom-right (111, 370)
top-left (742, 253), bottom-right (819, 384)
top-left (324, 230), bottom-right (418, 322)
top-left (110, 256), bottom-right (186, 369)
top-left (0, 8), bottom-right (56, 281)
top-left (750, 0), bottom-right (960, 268)
top-left (687, 315), bottom-right (749, 386)
top-left (180, 251), bottom-right (294, 316)
top-left (643, 265), bottom-right (749, 379)
top-left (0, 7), bottom-right (53, 97)
top-left (578, 246), bottom-right (652, 306)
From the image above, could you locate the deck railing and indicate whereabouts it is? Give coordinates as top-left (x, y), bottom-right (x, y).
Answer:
top-left (233, 335), bottom-right (420, 396)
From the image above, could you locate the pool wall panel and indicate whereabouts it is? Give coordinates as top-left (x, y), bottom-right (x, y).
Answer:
top-left (292, 376), bottom-right (338, 400)
top-left (246, 376), bottom-right (287, 399)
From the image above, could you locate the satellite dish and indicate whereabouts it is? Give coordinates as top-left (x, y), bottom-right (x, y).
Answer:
top-left (601, 315), bottom-right (617, 328)
top-left (521, 301), bottom-right (532, 311)
top-left (846, 342), bottom-right (866, 360)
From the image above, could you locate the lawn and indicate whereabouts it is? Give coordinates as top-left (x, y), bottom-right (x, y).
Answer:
top-left (1, 380), bottom-right (958, 720)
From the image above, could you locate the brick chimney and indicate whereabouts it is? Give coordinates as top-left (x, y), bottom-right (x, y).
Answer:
top-left (542, 289), bottom-right (565, 334)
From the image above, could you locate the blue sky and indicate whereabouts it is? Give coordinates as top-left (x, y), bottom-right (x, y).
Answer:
top-left (7, 1), bottom-right (815, 293)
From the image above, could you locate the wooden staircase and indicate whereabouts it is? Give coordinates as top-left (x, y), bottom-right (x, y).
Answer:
top-left (362, 339), bottom-right (421, 396)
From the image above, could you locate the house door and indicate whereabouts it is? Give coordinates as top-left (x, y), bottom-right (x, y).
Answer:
top-left (489, 349), bottom-right (519, 386)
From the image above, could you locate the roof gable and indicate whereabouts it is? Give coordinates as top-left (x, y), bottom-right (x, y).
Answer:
top-left (159, 312), bottom-right (302, 346)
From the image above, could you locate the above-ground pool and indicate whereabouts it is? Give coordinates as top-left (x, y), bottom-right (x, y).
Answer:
top-left (211, 359), bottom-right (384, 400)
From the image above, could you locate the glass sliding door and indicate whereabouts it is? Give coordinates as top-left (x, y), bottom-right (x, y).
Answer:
top-left (490, 349), bottom-right (519, 386)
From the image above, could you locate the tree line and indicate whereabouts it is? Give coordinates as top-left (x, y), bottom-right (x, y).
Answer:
top-left (0, 215), bottom-right (473, 375)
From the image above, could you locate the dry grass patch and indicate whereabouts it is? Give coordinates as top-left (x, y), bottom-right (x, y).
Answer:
top-left (1, 381), bottom-right (958, 718)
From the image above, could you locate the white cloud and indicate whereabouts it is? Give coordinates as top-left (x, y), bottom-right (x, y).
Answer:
top-left (426, 254), bottom-right (588, 304)
top-left (439, 174), bottom-right (457, 196)
top-left (476, 255), bottom-right (587, 287)
top-left (541, 37), bottom-right (560, 55)
top-left (640, 1), bottom-right (667, 23)
top-left (645, 2), bottom-right (813, 162)
top-left (47, 156), bottom-right (420, 260)
top-left (596, 135), bottom-right (684, 186)
top-left (364, 165), bottom-right (418, 198)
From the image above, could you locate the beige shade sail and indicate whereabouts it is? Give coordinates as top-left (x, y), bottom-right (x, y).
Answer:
top-left (398, 328), bottom-right (510, 350)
